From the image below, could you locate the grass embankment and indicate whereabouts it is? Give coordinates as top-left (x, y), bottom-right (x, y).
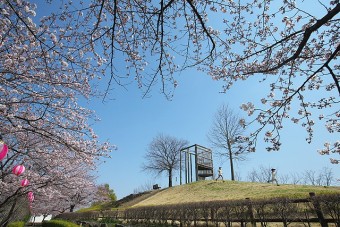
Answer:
top-left (42, 220), bottom-right (79, 227)
top-left (130, 180), bottom-right (340, 207)
top-left (79, 180), bottom-right (340, 211)
top-left (77, 190), bottom-right (161, 212)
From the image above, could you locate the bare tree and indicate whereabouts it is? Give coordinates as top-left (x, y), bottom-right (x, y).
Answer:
top-left (246, 165), bottom-right (273, 183)
top-left (304, 170), bottom-right (318, 186)
top-left (235, 171), bottom-right (242, 181)
top-left (304, 167), bottom-right (334, 186)
top-left (246, 166), bottom-right (335, 186)
top-left (207, 104), bottom-right (248, 181)
top-left (321, 167), bottom-right (334, 186)
top-left (246, 169), bottom-right (258, 183)
top-left (278, 174), bottom-right (290, 185)
top-left (142, 134), bottom-right (189, 187)
top-left (290, 173), bottom-right (302, 185)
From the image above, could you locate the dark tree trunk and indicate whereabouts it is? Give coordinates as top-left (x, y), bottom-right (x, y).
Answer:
top-left (227, 139), bottom-right (235, 181)
top-left (168, 168), bottom-right (173, 187)
top-left (70, 204), bottom-right (75, 212)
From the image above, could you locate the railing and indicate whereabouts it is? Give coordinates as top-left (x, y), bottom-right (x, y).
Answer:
top-left (197, 169), bottom-right (213, 177)
top-left (197, 157), bottom-right (213, 168)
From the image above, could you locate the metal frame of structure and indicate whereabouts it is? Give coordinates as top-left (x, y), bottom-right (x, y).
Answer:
top-left (179, 144), bottom-right (213, 184)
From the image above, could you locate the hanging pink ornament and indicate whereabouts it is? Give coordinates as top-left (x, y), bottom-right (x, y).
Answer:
top-left (28, 191), bottom-right (34, 202)
top-left (13, 165), bottom-right (25, 176)
top-left (21, 179), bottom-right (29, 187)
top-left (0, 142), bottom-right (8, 161)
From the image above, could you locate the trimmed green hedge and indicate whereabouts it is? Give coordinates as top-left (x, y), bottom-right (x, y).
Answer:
top-left (7, 221), bottom-right (25, 227)
top-left (42, 220), bottom-right (79, 227)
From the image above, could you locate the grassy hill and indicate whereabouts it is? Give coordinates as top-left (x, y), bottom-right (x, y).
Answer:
top-left (126, 180), bottom-right (340, 207)
top-left (114, 190), bottom-right (161, 208)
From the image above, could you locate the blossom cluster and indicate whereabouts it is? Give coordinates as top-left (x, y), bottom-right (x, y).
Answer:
top-left (204, 0), bottom-right (339, 159)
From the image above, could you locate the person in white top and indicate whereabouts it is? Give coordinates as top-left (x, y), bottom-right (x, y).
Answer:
top-left (267, 168), bottom-right (279, 186)
top-left (215, 167), bottom-right (223, 181)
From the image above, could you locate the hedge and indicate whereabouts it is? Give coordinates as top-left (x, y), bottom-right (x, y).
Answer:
top-left (56, 193), bottom-right (340, 226)
top-left (7, 221), bottom-right (25, 227)
top-left (42, 219), bottom-right (79, 227)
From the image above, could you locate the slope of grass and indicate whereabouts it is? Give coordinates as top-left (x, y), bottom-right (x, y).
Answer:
top-left (130, 180), bottom-right (340, 207)
top-left (115, 190), bottom-right (162, 208)
top-left (76, 191), bottom-right (162, 212)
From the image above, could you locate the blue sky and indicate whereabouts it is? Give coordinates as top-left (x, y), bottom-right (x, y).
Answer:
top-left (88, 67), bottom-right (339, 199)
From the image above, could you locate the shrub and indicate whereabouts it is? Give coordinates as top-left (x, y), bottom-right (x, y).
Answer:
top-left (42, 219), bottom-right (79, 227)
top-left (7, 221), bottom-right (25, 227)
top-left (98, 217), bottom-right (121, 224)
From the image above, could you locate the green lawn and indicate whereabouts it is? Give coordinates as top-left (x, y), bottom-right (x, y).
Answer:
top-left (130, 180), bottom-right (340, 207)
top-left (77, 180), bottom-right (340, 211)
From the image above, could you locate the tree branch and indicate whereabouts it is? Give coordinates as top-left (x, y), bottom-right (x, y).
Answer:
top-left (258, 3), bottom-right (340, 74)
top-left (186, 0), bottom-right (216, 57)
top-left (326, 64), bottom-right (340, 95)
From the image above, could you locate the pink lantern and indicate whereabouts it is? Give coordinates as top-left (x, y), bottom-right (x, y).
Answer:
top-left (0, 142), bottom-right (8, 161)
top-left (13, 165), bottom-right (25, 176)
top-left (21, 179), bottom-right (29, 187)
top-left (28, 191), bottom-right (34, 202)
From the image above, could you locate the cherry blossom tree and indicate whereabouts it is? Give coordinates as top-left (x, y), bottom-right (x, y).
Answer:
top-left (97, 184), bottom-right (117, 203)
top-left (0, 0), bottom-right (112, 222)
top-left (27, 157), bottom-right (101, 214)
top-left (0, 132), bottom-right (107, 223)
top-left (90, 184), bottom-right (117, 209)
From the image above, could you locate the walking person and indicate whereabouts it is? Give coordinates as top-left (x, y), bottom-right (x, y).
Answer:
top-left (216, 167), bottom-right (224, 181)
top-left (267, 168), bottom-right (279, 186)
